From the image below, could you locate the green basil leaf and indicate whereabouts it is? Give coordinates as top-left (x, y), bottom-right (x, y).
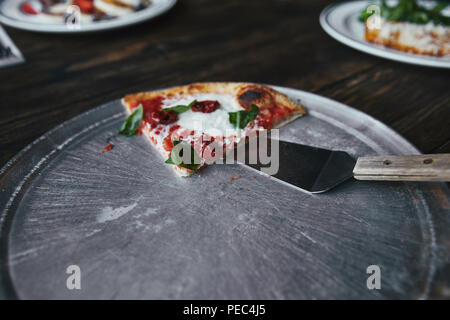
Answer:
top-left (119, 104), bottom-right (143, 137)
top-left (165, 140), bottom-right (201, 171)
top-left (165, 157), bottom-right (175, 165)
top-left (229, 104), bottom-right (259, 129)
top-left (162, 100), bottom-right (197, 114)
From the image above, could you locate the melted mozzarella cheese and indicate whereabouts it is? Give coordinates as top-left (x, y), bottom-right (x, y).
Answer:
top-left (375, 18), bottom-right (450, 55)
top-left (32, 12), bottom-right (94, 24)
top-left (47, 3), bottom-right (69, 14)
top-left (162, 94), bottom-right (245, 137)
top-left (94, 0), bottom-right (133, 16)
top-left (116, 0), bottom-right (141, 7)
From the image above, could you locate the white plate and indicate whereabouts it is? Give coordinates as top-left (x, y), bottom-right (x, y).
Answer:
top-left (319, 0), bottom-right (450, 69)
top-left (0, 0), bottom-right (177, 33)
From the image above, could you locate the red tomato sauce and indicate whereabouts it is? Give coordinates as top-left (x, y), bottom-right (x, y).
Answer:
top-left (162, 125), bottom-right (181, 152)
top-left (255, 104), bottom-right (293, 129)
top-left (131, 96), bottom-right (178, 128)
top-left (21, 2), bottom-right (38, 14)
top-left (192, 100), bottom-right (220, 113)
top-left (101, 143), bottom-right (114, 154)
top-left (74, 0), bottom-right (94, 13)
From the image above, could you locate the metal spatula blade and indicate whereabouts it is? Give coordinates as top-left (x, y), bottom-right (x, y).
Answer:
top-left (245, 141), bottom-right (356, 193)
top-left (242, 139), bottom-right (450, 193)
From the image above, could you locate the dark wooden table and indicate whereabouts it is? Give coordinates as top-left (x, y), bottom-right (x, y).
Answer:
top-left (1, 0), bottom-right (449, 168)
top-left (0, 0), bottom-right (449, 300)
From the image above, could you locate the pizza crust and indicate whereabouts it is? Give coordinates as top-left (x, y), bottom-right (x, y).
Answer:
top-left (122, 82), bottom-right (307, 177)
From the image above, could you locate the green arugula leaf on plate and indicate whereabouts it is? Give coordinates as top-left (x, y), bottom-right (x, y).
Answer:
top-left (360, 0), bottom-right (450, 26)
top-left (119, 104), bottom-right (143, 137)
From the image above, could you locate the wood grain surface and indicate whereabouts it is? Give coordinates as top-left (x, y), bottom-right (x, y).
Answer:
top-left (0, 0), bottom-right (449, 168)
top-left (0, 0), bottom-right (449, 300)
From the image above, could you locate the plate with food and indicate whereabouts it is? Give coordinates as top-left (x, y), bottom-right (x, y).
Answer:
top-left (320, 0), bottom-right (450, 68)
top-left (1, 82), bottom-right (448, 299)
top-left (0, 0), bottom-right (177, 33)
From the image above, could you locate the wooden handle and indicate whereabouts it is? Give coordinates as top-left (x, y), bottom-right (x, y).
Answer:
top-left (353, 154), bottom-right (450, 181)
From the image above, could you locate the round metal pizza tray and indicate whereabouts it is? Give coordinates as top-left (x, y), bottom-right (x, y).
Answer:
top-left (0, 85), bottom-right (448, 299)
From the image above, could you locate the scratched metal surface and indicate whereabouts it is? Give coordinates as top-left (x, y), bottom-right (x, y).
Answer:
top-left (0, 86), bottom-right (448, 299)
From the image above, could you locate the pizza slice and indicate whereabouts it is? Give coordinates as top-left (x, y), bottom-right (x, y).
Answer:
top-left (121, 82), bottom-right (306, 177)
top-left (20, 0), bottom-right (151, 23)
top-left (360, 0), bottom-right (450, 57)
top-left (365, 18), bottom-right (450, 57)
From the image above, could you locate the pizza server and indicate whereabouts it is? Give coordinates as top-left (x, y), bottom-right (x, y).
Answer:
top-left (241, 139), bottom-right (450, 193)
